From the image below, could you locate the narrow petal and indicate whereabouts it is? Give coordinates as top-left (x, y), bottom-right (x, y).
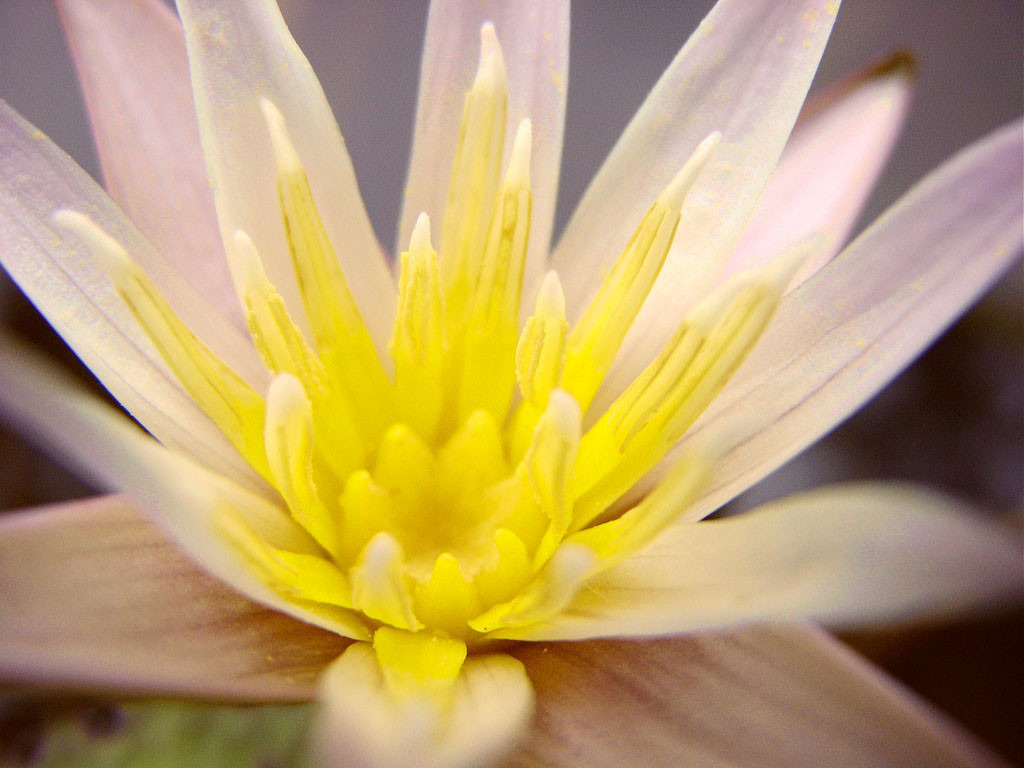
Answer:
top-left (56, 0), bottom-right (238, 325)
top-left (0, 103), bottom-right (268, 489)
top-left (399, 0), bottom-right (569, 303)
top-left (512, 623), bottom-right (1011, 768)
top-left (0, 334), bottom-right (371, 641)
top-left (0, 496), bottom-right (344, 701)
top-left (175, 0), bottom-right (396, 349)
top-left (554, 0), bottom-right (839, 338)
top-left (500, 483), bottom-right (1020, 641)
top-left (676, 120), bottom-right (1023, 518)
top-left (723, 53), bottom-right (915, 287)
top-left (314, 643), bottom-right (533, 768)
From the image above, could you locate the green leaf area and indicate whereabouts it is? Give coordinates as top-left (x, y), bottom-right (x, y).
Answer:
top-left (0, 696), bottom-right (314, 768)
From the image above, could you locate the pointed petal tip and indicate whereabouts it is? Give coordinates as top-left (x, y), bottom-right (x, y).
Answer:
top-left (410, 212), bottom-right (433, 252)
top-left (259, 96), bottom-right (302, 173)
top-left (762, 232), bottom-right (826, 292)
top-left (53, 208), bottom-right (133, 277)
top-left (506, 118), bottom-right (533, 188)
top-left (229, 229), bottom-right (267, 291)
top-left (266, 372), bottom-right (308, 419)
top-left (545, 388), bottom-right (583, 436)
top-left (536, 270), bottom-right (566, 316)
top-left (660, 130), bottom-right (722, 210)
top-left (475, 21), bottom-right (507, 89)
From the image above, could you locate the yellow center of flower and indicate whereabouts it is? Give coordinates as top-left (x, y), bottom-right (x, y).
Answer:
top-left (57, 24), bottom-right (812, 675)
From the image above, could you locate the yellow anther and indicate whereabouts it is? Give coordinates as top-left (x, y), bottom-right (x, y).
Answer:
top-left (436, 410), bottom-right (508, 510)
top-left (264, 374), bottom-right (338, 554)
top-left (560, 131), bottom-right (721, 413)
top-left (474, 528), bottom-right (532, 607)
top-left (572, 237), bottom-right (818, 528)
top-left (231, 230), bottom-right (365, 480)
top-left (469, 542), bottom-right (596, 633)
top-left (338, 470), bottom-right (394, 566)
top-left (516, 390), bottom-right (581, 565)
top-left (439, 22), bottom-right (508, 306)
top-left (516, 270), bottom-right (569, 408)
top-left (661, 131), bottom-right (722, 209)
top-left (454, 118), bottom-right (534, 424)
top-left (229, 230), bottom-right (326, 391)
top-left (391, 213), bottom-right (444, 441)
top-left (260, 98), bottom-right (394, 444)
top-left (569, 450), bottom-right (711, 565)
top-left (508, 270), bottom-right (570, 463)
top-left (350, 532), bottom-right (423, 631)
top-left (373, 423), bottom-right (436, 513)
top-left (373, 627), bottom-right (466, 701)
top-left (271, 550), bottom-right (354, 608)
top-left (55, 210), bottom-right (270, 479)
top-left (413, 553), bottom-right (484, 635)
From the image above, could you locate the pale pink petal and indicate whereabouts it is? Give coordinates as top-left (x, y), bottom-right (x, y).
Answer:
top-left (554, 0), bottom-right (839, 343)
top-left (0, 102), bottom-right (267, 489)
top-left (723, 53), bottom-right (915, 287)
top-left (0, 495), bottom-right (344, 701)
top-left (57, 0), bottom-right (239, 327)
top-left (175, 0), bottom-right (396, 349)
top-left (314, 646), bottom-right (533, 768)
top-left (398, 0), bottom-right (569, 302)
top-left (497, 484), bottom-right (1020, 641)
top-left (673, 120), bottom-right (1023, 519)
top-left (512, 623), bottom-right (1010, 767)
top-left (0, 334), bottom-right (371, 641)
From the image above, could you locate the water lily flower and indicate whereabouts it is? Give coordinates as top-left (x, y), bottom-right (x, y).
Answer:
top-left (0, 0), bottom-right (1020, 765)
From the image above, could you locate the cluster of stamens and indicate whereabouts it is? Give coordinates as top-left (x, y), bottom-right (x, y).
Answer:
top-left (57, 24), bottom-right (810, 653)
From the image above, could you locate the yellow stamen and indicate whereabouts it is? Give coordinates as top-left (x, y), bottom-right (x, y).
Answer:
top-left (568, 449), bottom-right (711, 564)
top-left (474, 528), bottom-right (533, 607)
top-left (468, 543), bottom-right (596, 633)
top-left (435, 410), bottom-right (507, 512)
top-left (572, 237), bottom-right (817, 528)
top-left (516, 391), bottom-right (581, 565)
top-left (391, 213), bottom-right (445, 442)
top-left (264, 374), bottom-right (338, 554)
top-left (338, 470), bottom-right (394, 566)
top-left (560, 132), bottom-right (721, 413)
top-left (439, 22), bottom-right (508, 313)
top-left (515, 270), bottom-right (569, 409)
top-left (350, 532), bottom-right (423, 631)
top-left (507, 270), bottom-right (570, 462)
top-left (55, 210), bottom-right (270, 478)
top-left (232, 231), bottom-right (364, 478)
top-left (261, 98), bottom-right (394, 445)
top-left (271, 550), bottom-right (354, 607)
top-left (453, 118), bottom-right (533, 424)
top-left (373, 626), bottom-right (466, 702)
top-left (229, 230), bottom-right (326, 392)
top-left (414, 553), bottom-right (484, 635)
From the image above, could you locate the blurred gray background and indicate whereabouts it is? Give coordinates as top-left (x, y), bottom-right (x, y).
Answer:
top-left (0, 0), bottom-right (1021, 761)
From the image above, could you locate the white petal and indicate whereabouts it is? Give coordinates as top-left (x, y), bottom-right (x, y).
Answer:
top-left (496, 483), bottom-right (1021, 641)
top-left (554, 0), bottom-right (839, 338)
top-left (0, 495), bottom-right (344, 701)
top-left (175, 0), bottom-right (396, 349)
top-left (0, 102), bottom-right (267, 489)
top-left (314, 645), bottom-right (533, 768)
top-left (57, 0), bottom-right (239, 327)
top-left (0, 334), bottom-right (371, 641)
top-left (677, 120), bottom-right (1023, 519)
top-left (513, 623), bottom-right (1010, 767)
top-left (723, 54), bottom-right (914, 287)
top-left (399, 0), bottom-right (569, 303)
